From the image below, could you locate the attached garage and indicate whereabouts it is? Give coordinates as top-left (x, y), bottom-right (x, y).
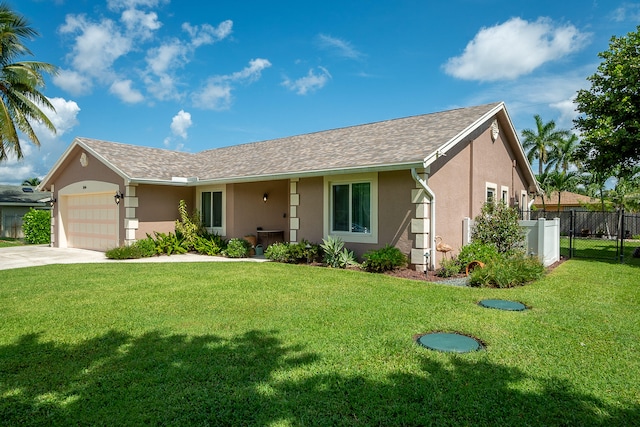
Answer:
top-left (57, 181), bottom-right (121, 251)
top-left (64, 193), bottom-right (118, 251)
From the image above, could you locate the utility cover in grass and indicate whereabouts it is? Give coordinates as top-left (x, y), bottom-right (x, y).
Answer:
top-left (479, 299), bottom-right (526, 311)
top-left (417, 332), bottom-right (482, 353)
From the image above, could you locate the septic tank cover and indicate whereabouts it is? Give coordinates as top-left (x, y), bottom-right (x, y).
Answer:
top-left (417, 332), bottom-right (482, 353)
top-left (478, 299), bottom-right (526, 311)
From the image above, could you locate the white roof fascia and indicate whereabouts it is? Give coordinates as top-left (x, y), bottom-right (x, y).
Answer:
top-left (423, 102), bottom-right (506, 169)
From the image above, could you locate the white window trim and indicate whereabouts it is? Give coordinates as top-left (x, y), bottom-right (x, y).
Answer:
top-left (198, 185), bottom-right (226, 236)
top-left (323, 173), bottom-right (378, 244)
top-left (501, 185), bottom-right (509, 204)
top-left (486, 182), bottom-right (498, 203)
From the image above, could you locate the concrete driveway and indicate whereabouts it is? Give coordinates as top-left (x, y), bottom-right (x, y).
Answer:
top-left (0, 245), bottom-right (268, 271)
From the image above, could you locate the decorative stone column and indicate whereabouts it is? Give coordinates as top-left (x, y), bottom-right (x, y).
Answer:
top-left (124, 185), bottom-right (139, 246)
top-left (410, 170), bottom-right (430, 271)
top-left (289, 178), bottom-right (300, 243)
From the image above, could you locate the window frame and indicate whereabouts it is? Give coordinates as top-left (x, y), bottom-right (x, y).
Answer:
top-left (486, 182), bottom-right (498, 204)
top-left (198, 185), bottom-right (226, 236)
top-left (324, 173), bottom-right (378, 244)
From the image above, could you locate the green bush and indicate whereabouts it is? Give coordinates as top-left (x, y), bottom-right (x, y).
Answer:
top-left (265, 240), bottom-right (320, 263)
top-left (435, 257), bottom-right (462, 278)
top-left (468, 254), bottom-right (544, 288)
top-left (152, 232), bottom-right (187, 255)
top-left (456, 241), bottom-right (500, 271)
top-left (134, 236), bottom-right (157, 257)
top-left (193, 234), bottom-right (224, 256)
top-left (174, 200), bottom-right (202, 251)
top-left (362, 244), bottom-right (407, 273)
top-left (22, 208), bottom-right (50, 244)
top-left (320, 236), bottom-right (358, 268)
top-left (223, 238), bottom-right (251, 258)
top-left (472, 201), bottom-right (525, 254)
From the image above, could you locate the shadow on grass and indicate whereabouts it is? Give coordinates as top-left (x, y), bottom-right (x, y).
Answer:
top-left (1, 330), bottom-right (638, 425)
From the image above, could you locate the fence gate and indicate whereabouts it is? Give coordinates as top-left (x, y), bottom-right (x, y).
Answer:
top-left (527, 210), bottom-right (640, 263)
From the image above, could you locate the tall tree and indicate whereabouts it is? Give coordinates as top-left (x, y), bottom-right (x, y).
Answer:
top-left (547, 170), bottom-right (578, 212)
top-left (0, 3), bottom-right (57, 161)
top-left (547, 134), bottom-right (581, 173)
top-left (521, 115), bottom-right (570, 175)
top-left (574, 25), bottom-right (640, 177)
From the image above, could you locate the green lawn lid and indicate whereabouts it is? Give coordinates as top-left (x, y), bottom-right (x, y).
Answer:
top-left (479, 299), bottom-right (526, 311)
top-left (417, 332), bottom-right (482, 353)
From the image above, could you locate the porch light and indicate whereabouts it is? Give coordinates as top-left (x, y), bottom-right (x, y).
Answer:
top-left (114, 190), bottom-right (124, 205)
top-left (49, 197), bottom-right (56, 207)
top-left (263, 193), bottom-right (268, 203)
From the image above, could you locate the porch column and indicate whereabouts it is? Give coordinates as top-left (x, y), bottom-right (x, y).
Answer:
top-left (410, 170), bottom-right (430, 271)
top-left (49, 184), bottom-right (55, 247)
top-left (289, 178), bottom-right (300, 243)
top-left (124, 184), bottom-right (139, 246)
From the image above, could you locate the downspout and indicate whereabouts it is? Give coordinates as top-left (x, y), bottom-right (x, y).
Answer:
top-left (411, 168), bottom-right (436, 271)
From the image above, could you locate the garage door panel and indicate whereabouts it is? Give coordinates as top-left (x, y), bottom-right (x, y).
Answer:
top-left (66, 193), bottom-right (118, 251)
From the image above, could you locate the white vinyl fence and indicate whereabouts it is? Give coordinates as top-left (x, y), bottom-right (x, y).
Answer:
top-left (463, 217), bottom-right (560, 267)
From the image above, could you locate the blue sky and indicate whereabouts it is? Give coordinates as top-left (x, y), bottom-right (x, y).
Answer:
top-left (2, 0), bottom-right (639, 184)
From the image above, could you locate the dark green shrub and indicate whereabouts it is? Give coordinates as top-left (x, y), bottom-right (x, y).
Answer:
top-left (106, 244), bottom-right (142, 259)
top-left (22, 208), bottom-right (50, 244)
top-left (362, 244), bottom-right (407, 273)
top-left (265, 240), bottom-right (320, 263)
top-left (134, 236), bottom-right (157, 257)
top-left (456, 241), bottom-right (500, 271)
top-left (435, 257), bottom-right (462, 278)
top-left (472, 201), bottom-right (525, 254)
top-left (224, 238), bottom-right (251, 258)
top-left (468, 255), bottom-right (544, 288)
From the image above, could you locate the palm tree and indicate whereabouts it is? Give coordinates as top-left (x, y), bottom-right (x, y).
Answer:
top-left (547, 134), bottom-right (581, 173)
top-left (0, 3), bottom-right (57, 161)
top-left (521, 115), bottom-right (571, 175)
top-left (547, 170), bottom-right (578, 212)
top-left (21, 176), bottom-right (40, 186)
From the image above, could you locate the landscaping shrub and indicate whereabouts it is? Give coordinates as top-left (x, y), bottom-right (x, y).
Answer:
top-left (435, 257), bottom-right (462, 278)
top-left (320, 236), bottom-right (358, 268)
top-left (223, 238), bottom-right (251, 258)
top-left (456, 241), bottom-right (500, 271)
top-left (264, 242), bottom-right (290, 262)
top-left (266, 240), bottom-right (320, 264)
top-left (193, 234), bottom-right (225, 256)
top-left (362, 244), bottom-right (407, 273)
top-left (22, 208), bottom-right (50, 244)
top-left (468, 254), bottom-right (544, 288)
top-left (134, 236), bottom-right (158, 257)
top-left (152, 232), bottom-right (187, 255)
top-left (174, 200), bottom-right (202, 251)
top-left (472, 201), bottom-right (525, 254)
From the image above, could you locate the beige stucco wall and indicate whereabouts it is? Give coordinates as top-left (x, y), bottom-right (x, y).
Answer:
top-left (135, 184), bottom-right (195, 239)
top-left (296, 177), bottom-right (324, 243)
top-left (226, 180), bottom-right (289, 241)
top-left (428, 118), bottom-right (530, 265)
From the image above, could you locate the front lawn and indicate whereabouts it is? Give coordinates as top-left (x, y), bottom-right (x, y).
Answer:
top-left (0, 238), bottom-right (24, 248)
top-left (1, 260), bottom-right (638, 425)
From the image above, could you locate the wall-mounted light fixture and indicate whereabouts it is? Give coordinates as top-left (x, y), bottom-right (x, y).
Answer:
top-left (49, 197), bottom-right (57, 207)
top-left (263, 193), bottom-right (268, 203)
top-left (114, 190), bottom-right (124, 205)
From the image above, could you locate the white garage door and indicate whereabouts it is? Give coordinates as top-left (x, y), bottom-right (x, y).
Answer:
top-left (66, 193), bottom-right (118, 251)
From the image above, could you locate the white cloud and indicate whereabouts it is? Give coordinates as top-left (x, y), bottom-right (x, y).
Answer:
top-left (53, 68), bottom-right (93, 95)
top-left (443, 17), bottom-right (590, 81)
top-left (193, 58), bottom-right (272, 109)
top-left (182, 20), bottom-right (233, 47)
top-left (170, 110), bottom-right (192, 139)
top-left (120, 8), bottom-right (162, 40)
top-left (282, 66), bottom-right (332, 95)
top-left (612, 3), bottom-right (640, 22)
top-left (107, 0), bottom-right (166, 11)
top-left (110, 79), bottom-right (145, 103)
top-left (146, 41), bottom-right (185, 75)
top-left (317, 34), bottom-right (363, 59)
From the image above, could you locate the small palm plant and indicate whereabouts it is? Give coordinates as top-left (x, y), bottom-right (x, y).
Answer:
top-left (320, 235), bottom-right (358, 268)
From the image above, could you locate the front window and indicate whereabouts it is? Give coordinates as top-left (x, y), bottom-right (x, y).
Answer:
top-left (332, 182), bottom-right (371, 233)
top-left (201, 190), bottom-right (223, 228)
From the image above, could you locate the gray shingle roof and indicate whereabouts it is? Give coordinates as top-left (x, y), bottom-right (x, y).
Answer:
top-left (78, 102), bottom-right (503, 182)
top-left (0, 185), bottom-right (50, 205)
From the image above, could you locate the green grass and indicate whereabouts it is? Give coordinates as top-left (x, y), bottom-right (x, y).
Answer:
top-left (561, 236), bottom-right (640, 261)
top-left (0, 238), bottom-right (24, 248)
top-left (1, 261), bottom-right (639, 426)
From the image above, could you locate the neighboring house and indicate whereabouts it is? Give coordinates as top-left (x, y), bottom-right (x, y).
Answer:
top-left (0, 185), bottom-right (51, 238)
top-left (533, 191), bottom-right (598, 212)
top-left (39, 102), bottom-right (539, 270)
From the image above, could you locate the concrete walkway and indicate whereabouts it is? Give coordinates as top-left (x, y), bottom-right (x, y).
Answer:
top-left (0, 245), bottom-right (269, 271)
